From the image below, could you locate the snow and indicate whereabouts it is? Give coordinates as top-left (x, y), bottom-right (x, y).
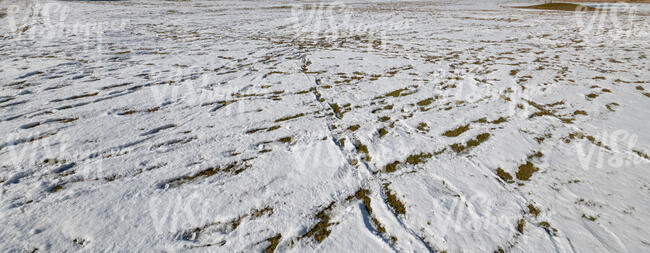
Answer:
top-left (0, 0), bottom-right (649, 252)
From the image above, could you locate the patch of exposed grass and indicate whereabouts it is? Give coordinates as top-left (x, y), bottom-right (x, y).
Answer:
top-left (517, 219), bottom-right (525, 233)
top-left (357, 141), bottom-right (371, 161)
top-left (468, 133), bottom-right (490, 147)
top-left (338, 138), bottom-right (346, 148)
top-left (496, 168), bottom-right (514, 183)
top-left (491, 117), bottom-right (507, 124)
top-left (573, 110), bottom-right (588, 116)
top-left (383, 183), bottom-right (406, 215)
top-left (348, 125), bottom-right (360, 131)
top-left (252, 207), bottom-right (274, 218)
top-left (51, 184), bottom-right (64, 193)
top-left (474, 117), bottom-right (507, 124)
top-left (582, 214), bottom-right (598, 222)
top-left (605, 102), bottom-right (619, 111)
top-left (378, 128), bottom-right (388, 138)
top-left (302, 202), bottom-right (336, 243)
top-left (417, 122), bottom-right (429, 132)
top-left (264, 234), bottom-right (281, 253)
top-left (449, 133), bottom-right (490, 153)
top-left (451, 133), bottom-right (490, 153)
top-left (405, 152), bottom-right (432, 166)
top-left (443, 124), bottom-right (470, 137)
top-left (525, 151), bottom-right (544, 161)
top-left (382, 152), bottom-right (432, 173)
top-left (246, 127), bottom-right (266, 134)
top-left (516, 162), bottom-right (539, 181)
top-left (348, 189), bottom-right (387, 234)
top-left (330, 103), bottom-right (351, 119)
top-left (51, 92), bottom-right (98, 102)
top-left (275, 113), bottom-right (305, 122)
top-left (146, 107), bottom-right (160, 112)
top-left (539, 221), bottom-right (558, 235)
top-left (526, 100), bottom-right (573, 123)
top-left (473, 117), bottom-right (488, 123)
top-left (164, 162), bottom-right (250, 188)
top-left (383, 161), bottom-right (401, 173)
top-left (375, 88), bottom-right (416, 99)
top-left (527, 204), bottom-right (540, 217)
top-left (632, 149), bottom-right (650, 161)
top-left (277, 136), bottom-right (292, 143)
top-left (416, 97), bottom-right (435, 106)
top-left (568, 132), bottom-right (611, 150)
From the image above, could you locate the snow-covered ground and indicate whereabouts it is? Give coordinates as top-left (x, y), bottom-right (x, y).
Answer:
top-left (1, 0), bottom-right (649, 252)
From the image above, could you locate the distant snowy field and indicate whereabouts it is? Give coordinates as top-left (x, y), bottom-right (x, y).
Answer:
top-left (0, 0), bottom-right (649, 252)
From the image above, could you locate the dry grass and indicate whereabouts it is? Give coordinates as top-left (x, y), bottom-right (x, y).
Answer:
top-left (382, 152), bottom-right (432, 173)
top-left (302, 202), bottom-right (336, 243)
top-left (515, 162), bottom-right (539, 181)
top-left (496, 168), bottom-right (514, 183)
top-left (357, 141), bottom-right (371, 161)
top-left (517, 219), bottom-right (526, 233)
top-left (274, 112), bottom-right (305, 122)
top-left (264, 234), bottom-right (281, 253)
top-left (450, 133), bottom-right (490, 153)
top-left (164, 162), bottom-right (250, 188)
top-left (383, 183), bottom-right (406, 215)
top-left (527, 204), bottom-right (540, 217)
top-left (443, 124), bottom-right (470, 137)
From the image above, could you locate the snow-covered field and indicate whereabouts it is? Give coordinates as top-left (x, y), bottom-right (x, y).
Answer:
top-left (1, 0), bottom-right (649, 252)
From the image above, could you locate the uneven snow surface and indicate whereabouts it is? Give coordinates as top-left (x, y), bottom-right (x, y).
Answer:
top-left (1, 0), bottom-right (649, 252)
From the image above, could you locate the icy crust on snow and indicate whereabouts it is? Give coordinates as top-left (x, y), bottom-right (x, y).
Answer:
top-left (0, 0), bottom-right (649, 252)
